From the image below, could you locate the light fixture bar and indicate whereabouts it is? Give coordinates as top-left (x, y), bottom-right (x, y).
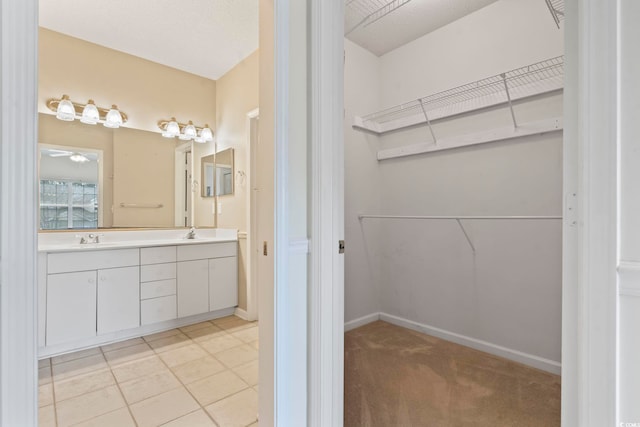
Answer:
top-left (46, 96), bottom-right (129, 123)
top-left (157, 118), bottom-right (214, 143)
top-left (157, 118), bottom-right (209, 134)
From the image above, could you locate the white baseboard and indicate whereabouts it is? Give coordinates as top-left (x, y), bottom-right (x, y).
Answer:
top-left (378, 313), bottom-right (561, 375)
top-left (39, 307), bottom-right (235, 359)
top-left (234, 307), bottom-right (249, 320)
top-left (344, 312), bottom-right (380, 331)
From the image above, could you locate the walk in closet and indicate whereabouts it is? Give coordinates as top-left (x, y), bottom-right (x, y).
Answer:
top-left (344, 0), bottom-right (565, 425)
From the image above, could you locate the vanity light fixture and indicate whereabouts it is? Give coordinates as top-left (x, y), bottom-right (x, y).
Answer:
top-left (158, 118), bottom-right (214, 143)
top-left (47, 95), bottom-right (129, 128)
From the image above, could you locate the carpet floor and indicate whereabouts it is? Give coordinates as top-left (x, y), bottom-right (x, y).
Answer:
top-left (344, 321), bottom-right (560, 427)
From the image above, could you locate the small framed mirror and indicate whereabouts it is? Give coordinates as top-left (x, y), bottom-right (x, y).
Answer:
top-left (201, 147), bottom-right (234, 198)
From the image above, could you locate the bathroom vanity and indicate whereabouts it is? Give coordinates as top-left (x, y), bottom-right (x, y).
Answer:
top-left (37, 229), bottom-right (238, 358)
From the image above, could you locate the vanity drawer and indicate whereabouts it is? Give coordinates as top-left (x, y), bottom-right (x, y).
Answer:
top-left (141, 279), bottom-right (176, 300)
top-left (177, 242), bottom-right (237, 261)
top-left (141, 295), bottom-right (177, 325)
top-left (140, 263), bottom-right (176, 282)
top-left (48, 249), bottom-right (139, 274)
top-left (141, 246), bottom-right (176, 265)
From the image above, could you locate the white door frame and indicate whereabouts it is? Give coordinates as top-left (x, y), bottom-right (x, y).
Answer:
top-left (562, 0), bottom-right (619, 425)
top-left (0, 0), bottom-right (39, 425)
top-left (0, 0), bottom-right (625, 425)
top-left (246, 108), bottom-right (259, 321)
top-left (174, 142), bottom-right (192, 227)
top-left (308, 0), bottom-right (345, 425)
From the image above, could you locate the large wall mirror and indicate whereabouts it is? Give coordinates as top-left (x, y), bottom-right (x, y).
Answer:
top-left (38, 113), bottom-right (189, 230)
top-left (201, 148), bottom-right (234, 198)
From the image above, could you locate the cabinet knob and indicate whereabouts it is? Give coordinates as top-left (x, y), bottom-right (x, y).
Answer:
top-left (88, 278), bottom-right (95, 284)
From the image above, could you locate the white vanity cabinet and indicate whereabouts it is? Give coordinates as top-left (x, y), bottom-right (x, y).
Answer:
top-left (45, 248), bottom-right (139, 346)
top-left (209, 256), bottom-right (238, 311)
top-left (39, 236), bottom-right (238, 356)
top-left (46, 270), bottom-right (97, 346)
top-left (177, 260), bottom-right (210, 317)
top-left (140, 246), bottom-right (178, 325)
top-left (177, 242), bottom-right (238, 316)
top-left (97, 266), bottom-right (140, 334)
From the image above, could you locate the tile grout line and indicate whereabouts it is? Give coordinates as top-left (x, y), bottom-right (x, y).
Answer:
top-left (42, 316), bottom-right (256, 427)
top-left (99, 343), bottom-right (140, 427)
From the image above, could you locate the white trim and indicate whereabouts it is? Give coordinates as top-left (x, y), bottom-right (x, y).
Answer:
top-left (234, 307), bottom-right (249, 320)
top-left (618, 262), bottom-right (640, 297)
top-left (376, 118), bottom-right (563, 161)
top-left (568, 0), bottom-right (620, 424)
top-left (174, 142), bottom-right (192, 227)
top-left (344, 312), bottom-right (561, 374)
top-left (309, 0), bottom-right (345, 426)
top-left (289, 238), bottom-right (310, 254)
top-left (0, 0), bottom-right (39, 423)
top-left (379, 313), bottom-right (562, 375)
top-left (274, 1), bottom-right (308, 425)
top-left (38, 307), bottom-right (235, 359)
top-left (246, 109), bottom-right (259, 322)
top-left (344, 313), bottom-right (380, 331)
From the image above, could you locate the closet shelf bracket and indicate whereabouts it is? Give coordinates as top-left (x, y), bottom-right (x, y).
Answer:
top-left (501, 73), bottom-right (518, 129)
top-left (544, 0), bottom-right (564, 28)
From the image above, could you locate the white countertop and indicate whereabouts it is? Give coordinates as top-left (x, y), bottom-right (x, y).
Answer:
top-left (38, 229), bottom-right (238, 253)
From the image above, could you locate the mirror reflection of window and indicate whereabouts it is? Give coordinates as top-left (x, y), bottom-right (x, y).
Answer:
top-left (39, 146), bottom-right (102, 230)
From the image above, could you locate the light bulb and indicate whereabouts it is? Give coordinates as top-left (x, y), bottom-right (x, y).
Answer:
top-left (56, 95), bottom-right (76, 121)
top-left (179, 121), bottom-right (197, 141)
top-left (162, 118), bottom-right (180, 138)
top-left (80, 100), bottom-right (99, 125)
top-left (200, 125), bottom-right (214, 142)
top-left (104, 105), bottom-right (123, 128)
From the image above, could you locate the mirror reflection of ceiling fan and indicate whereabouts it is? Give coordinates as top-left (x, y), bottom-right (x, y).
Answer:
top-left (44, 148), bottom-right (95, 163)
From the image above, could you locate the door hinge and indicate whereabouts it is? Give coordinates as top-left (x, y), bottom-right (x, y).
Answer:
top-left (339, 240), bottom-right (345, 254)
top-left (263, 241), bottom-right (268, 256)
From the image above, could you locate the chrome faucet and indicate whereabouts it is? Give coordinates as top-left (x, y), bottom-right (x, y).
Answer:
top-left (78, 233), bottom-right (102, 244)
top-left (185, 227), bottom-right (196, 239)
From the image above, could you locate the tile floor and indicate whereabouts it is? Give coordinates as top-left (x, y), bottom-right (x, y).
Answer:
top-left (38, 316), bottom-right (259, 427)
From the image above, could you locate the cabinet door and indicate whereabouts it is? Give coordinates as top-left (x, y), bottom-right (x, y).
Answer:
top-left (97, 266), bottom-right (140, 335)
top-left (46, 271), bottom-right (97, 346)
top-left (177, 260), bottom-right (209, 317)
top-left (209, 257), bottom-right (238, 311)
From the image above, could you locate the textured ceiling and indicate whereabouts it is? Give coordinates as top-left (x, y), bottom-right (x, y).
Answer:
top-left (39, 0), bottom-right (259, 80)
top-left (346, 0), bottom-right (499, 56)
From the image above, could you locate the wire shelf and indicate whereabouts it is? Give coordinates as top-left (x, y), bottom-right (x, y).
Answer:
top-left (345, 0), bottom-right (413, 35)
top-left (354, 56), bottom-right (564, 135)
top-left (545, 0), bottom-right (564, 28)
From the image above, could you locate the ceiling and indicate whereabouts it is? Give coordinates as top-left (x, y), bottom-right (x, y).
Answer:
top-left (39, 0), bottom-right (259, 81)
top-left (346, 0), bottom-right (499, 56)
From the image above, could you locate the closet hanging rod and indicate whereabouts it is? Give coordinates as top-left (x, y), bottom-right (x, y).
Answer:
top-left (358, 215), bottom-right (562, 220)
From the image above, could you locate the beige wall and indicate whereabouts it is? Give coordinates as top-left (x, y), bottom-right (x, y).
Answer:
top-left (193, 50), bottom-right (259, 230)
top-left (198, 50), bottom-right (259, 310)
top-left (215, 50), bottom-right (259, 232)
top-left (112, 128), bottom-right (176, 227)
top-left (39, 28), bottom-right (216, 135)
